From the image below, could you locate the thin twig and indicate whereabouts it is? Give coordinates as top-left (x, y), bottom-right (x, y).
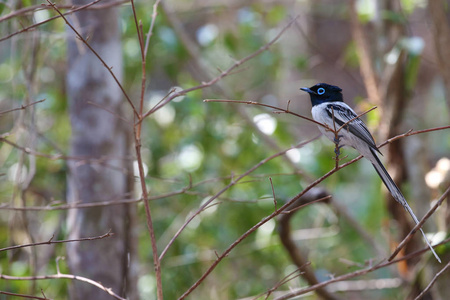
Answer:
top-left (336, 106), bottom-right (378, 133)
top-left (129, 0), bottom-right (164, 297)
top-left (389, 185), bottom-right (450, 261)
top-left (0, 291), bottom-right (48, 300)
top-left (161, 136), bottom-right (320, 263)
top-left (0, 138), bottom-right (131, 173)
top-left (0, 99), bottom-right (45, 115)
top-left (249, 268), bottom-right (305, 300)
top-left (0, 0), bottom-right (128, 23)
top-left (139, 16), bottom-right (299, 123)
top-left (178, 142), bottom-right (358, 299)
top-left (143, 0), bottom-right (161, 58)
top-left (278, 187), bottom-right (341, 300)
top-left (273, 237), bottom-right (450, 300)
top-left (204, 99), bottom-right (325, 128)
top-left (0, 0), bottom-right (106, 42)
top-left (0, 230), bottom-right (113, 252)
top-left (134, 132), bottom-right (162, 299)
top-left (87, 101), bottom-right (133, 125)
top-left (269, 177), bottom-right (277, 211)
top-left (0, 273), bottom-right (126, 300)
top-left (45, 0), bottom-right (139, 118)
top-left (178, 124), bottom-right (450, 299)
top-left (415, 260), bottom-right (450, 300)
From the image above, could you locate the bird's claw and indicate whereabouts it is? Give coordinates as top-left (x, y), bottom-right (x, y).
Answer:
top-left (333, 135), bottom-right (342, 145)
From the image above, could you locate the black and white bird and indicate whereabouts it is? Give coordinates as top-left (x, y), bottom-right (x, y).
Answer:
top-left (301, 82), bottom-right (440, 262)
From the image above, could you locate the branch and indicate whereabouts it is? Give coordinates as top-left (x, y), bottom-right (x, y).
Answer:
top-left (161, 136), bottom-right (320, 262)
top-left (415, 260), bottom-right (450, 300)
top-left (389, 185), bottom-right (450, 261)
top-left (0, 137), bottom-right (131, 173)
top-left (129, 0), bottom-right (164, 297)
top-left (273, 238), bottom-right (450, 300)
top-left (249, 268), bottom-right (306, 300)
top-left (0, 0), bottom-right (108, 42)
top-left (143, 0), bottom-right (161, 58)
top-left (0, 291), bottom-right (48, 300)
top-left (278, 187), bottom-right (341, 300)
top-left (0, 273), bottom-right (126, 300)
top-left (0, 230), bottom-right (113, 252)
top-left (204, 99), bottom-right (325, 128)
top-left (178, 143), bottom-right (360, 299)
top-left (45, 0), bottom-right (139, 118)
top-left (336, 106), bottom-right (378, 133)
top-left (178, 124), bottom-right (450, 298)
top-left (0, 0), bottom-right (128, 23)
top-left (138, 16), bottom-right (298, 123)
top-left (0, 99), bottom-right (45, 115)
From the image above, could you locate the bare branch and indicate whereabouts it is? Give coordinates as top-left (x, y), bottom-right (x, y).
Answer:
top-left (415, 260), bottom-right (450, 300)
top-left (0, 0), bottom-right (128, 23)
top-left (143, 0), bottom-right (162, 58)
top-left (0, 273), bottom-right (126, 300)
top-left (128, 0), bottom-right (164, 297)
top-left (389, 185), bottom-right (450, 261)
top-left (178, 124), bottom-right (450, 298)
top-left (45, 0), bottom-right (139, 118)
top-left (161, 136), bottom-right (320, 263)
top-left (139, 16), bottom-right (299, 123)
top-left (0, 230), bottom-right (112, 252)
top-left (0, 99), bottom-right (45, 115)
top-left (0, 0), bottom-right (108, 42)
top-left (0, 290), bottom-right (48, 300)
top-left (278, 187), bottom-right (341, 300)
top-left (204, 99), bottom-right (325, 128)
top-left (273, 238), bottom-right (450, 300)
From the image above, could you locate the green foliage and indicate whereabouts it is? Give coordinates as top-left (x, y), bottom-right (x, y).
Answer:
top-left (0, 1), bottom-right (449, 299)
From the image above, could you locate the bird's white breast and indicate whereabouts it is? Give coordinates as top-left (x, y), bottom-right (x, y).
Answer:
top-left (311, 103), bottom-right (354, 148)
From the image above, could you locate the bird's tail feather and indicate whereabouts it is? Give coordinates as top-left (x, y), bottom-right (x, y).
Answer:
top-left (369, 148), bottom-right (441, 263)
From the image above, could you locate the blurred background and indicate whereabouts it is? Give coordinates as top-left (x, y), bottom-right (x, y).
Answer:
top-left (0, 0), bottom-right (449, 299)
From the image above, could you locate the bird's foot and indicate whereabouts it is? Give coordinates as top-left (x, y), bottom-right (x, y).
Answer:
top-left (334, 144), bottom-right (344, 155)
top-left (333, 135), bottom-right (343, 145)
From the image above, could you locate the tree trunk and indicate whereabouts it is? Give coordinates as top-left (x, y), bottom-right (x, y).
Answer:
top-left (65, 1), bottom-right (135, 299)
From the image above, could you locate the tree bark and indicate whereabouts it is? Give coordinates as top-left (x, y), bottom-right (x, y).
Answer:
top-left (65, 1), bottom-right (135, 299)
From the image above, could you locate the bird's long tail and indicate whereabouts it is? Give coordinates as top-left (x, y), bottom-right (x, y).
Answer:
top-left (369, 148), bottom-right (441, 262)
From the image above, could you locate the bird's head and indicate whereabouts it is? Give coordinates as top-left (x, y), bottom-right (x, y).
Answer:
top-left (300, 83), bottom-right (343, 105)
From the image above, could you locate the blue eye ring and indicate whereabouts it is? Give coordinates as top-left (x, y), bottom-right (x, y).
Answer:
top-left (317, 87), bottom-right (325, 95)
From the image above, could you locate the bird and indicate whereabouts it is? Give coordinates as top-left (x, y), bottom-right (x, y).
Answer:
top-left (300, 82), bottom-right (440, 262)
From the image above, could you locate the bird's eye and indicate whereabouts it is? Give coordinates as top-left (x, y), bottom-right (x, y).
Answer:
top-left (317, 88), bottom-right (325, 95)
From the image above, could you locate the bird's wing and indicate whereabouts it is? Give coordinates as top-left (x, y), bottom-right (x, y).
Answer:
top-left (325, 103), bottom-right (379, 152)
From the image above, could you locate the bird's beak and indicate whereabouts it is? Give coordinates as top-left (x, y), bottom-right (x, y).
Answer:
top-left (300, 87), bottom-right (315, 94)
